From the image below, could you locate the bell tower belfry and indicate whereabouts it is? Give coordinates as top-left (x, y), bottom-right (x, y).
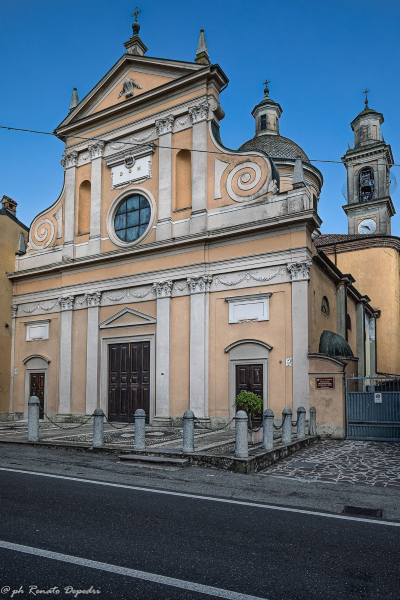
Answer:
top-left (342, 90), bottom-right (395, 235)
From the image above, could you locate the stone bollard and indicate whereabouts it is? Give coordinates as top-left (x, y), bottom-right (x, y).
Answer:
top-left (182, 410), bottom-right (195, 453)
top-left (309, 406), bottom-right (316, 436)
top-left (28, 396), bottom-right (40, 442)
top-left (262, 409), bottom-right (274, 451)
top-left (235, 410), bottom-right (249, 458)
top-left (281, 407), bottom-right (292, 445)
top-left (134, 409), bottom-right (146, 450)
top-left (92, 409), bottom-right (104, 448)
top-left (297, 406), bottom-right (306, 439)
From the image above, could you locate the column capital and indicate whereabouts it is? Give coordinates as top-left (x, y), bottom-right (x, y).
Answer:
top-left (59, 295), bottom-right (75, 311)
top-left (61, 150), bottom-right (78, 169)
top-left (11, 304), bottom-right (18, 318)
top-left (188, 101), bottom-right (209, 124)
top-left (187, 275), bottom-right (212, 293)
top-left (88, 141), bottom-right (105, 160)
top-left (155, 115), bottom-right (174, 136)
top-left (84, 291), bottom-right (102, 307)
top-left (287, 260), bottom-right (312, 281)
top-left (153, 280), bottom-right (173, 298)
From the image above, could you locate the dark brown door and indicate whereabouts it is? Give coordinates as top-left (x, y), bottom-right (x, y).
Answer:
top-left (30, 373), bottom-right (45, 419)
top-left (235, 364), bottom-right (264, 420)
top-left (108, 342), bottom-right (150, 422)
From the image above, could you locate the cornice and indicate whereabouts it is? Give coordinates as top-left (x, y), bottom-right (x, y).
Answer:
top-left (342, 196), bottom-right (395, 217)
top-left (316, 234), bottom-right (400, 256)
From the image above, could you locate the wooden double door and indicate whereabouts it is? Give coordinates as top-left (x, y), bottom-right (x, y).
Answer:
top-left (30, 373), bottom-right (45, 419)
top-left (108, 341), bottom-right (150, 422)
top-left (235, 364), bottom-right (264, 420)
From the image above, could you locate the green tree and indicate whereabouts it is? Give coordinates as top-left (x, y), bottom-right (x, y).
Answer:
top-left (234, 391), bottom-right (263, 429)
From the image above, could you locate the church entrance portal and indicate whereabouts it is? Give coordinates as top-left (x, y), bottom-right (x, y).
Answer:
top-left (235, 364), bottom-right (264, 422)
top-left (108, 342), bottom-right (150, 422)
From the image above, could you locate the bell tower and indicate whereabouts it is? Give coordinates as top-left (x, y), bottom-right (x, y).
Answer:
top-left (342, 90), bottom-right (395, 235)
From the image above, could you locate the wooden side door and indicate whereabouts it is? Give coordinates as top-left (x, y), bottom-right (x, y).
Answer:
top-left (129, 342), bottom-right (150, 423)
top-left (235, 364), bottom-right (264, 420)
top-left (30, 373), bottom-right (45, 419)
top-left (108, 343), bottom-right (130, 421)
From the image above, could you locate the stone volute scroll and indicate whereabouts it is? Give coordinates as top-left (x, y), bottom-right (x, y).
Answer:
top-left (187, 275), bottom-right (213, 293)
top-left (188, 101), bottom-right (209, 124)
top-left (155, 115), bottom-right (175, 136)
top-left (83, 291), bottom-right (102, 307)
top-left (287, 260), bottom-right (312, 281)
top-left (152, 281), bottom-right (173, 298)
top-left (88, 141), bottom-right (105, 160)
top-left (59, 296), bottom-right (75, 311)
top-left (61, 150), bottom-right (78, 170)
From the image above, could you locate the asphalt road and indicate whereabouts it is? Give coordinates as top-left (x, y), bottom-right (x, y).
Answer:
top-left (0, 446), bottom-right (399, 599)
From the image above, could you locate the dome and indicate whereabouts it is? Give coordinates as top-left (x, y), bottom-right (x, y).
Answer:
top-left (238, 134), bottom-right (309, 162)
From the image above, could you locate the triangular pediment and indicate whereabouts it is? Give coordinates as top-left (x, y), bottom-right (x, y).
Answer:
top-left (56, 54), bottom-right (205, 131)
top-left (99, 306), bottom-right (156, 329)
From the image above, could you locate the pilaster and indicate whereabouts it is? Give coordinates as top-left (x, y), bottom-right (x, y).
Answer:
top-left (188, 275), bottom-right (212, 418)
top-left (61, 151), bottom-right (78, 260)
top-left (84, 292), bottom-right (101, 414)
top-left (356, 296), bottom-right (369, 377)
top-left (9, 304), bottom-right (18, 415)
top-left (58, 296), bottom-right (75, 414)
top-left (189, 102), bottom-right (208, 234)
top-left (287, 261), bottom-right (312, 414)
top-left (156, 116), bottom-right (174, 241)
top-left (153, 281), bottom-right (173, 426)
top-left (88, 142), bottom-right (105, 256)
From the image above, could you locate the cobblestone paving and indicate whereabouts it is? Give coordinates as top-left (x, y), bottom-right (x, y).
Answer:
top-left (263, 439), bottom-right (400, 487)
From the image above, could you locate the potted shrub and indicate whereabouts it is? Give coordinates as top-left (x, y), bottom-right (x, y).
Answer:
top-left (234, 391), bottom-right (263, 444)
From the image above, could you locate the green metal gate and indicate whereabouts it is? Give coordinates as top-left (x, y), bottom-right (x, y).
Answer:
top-left (346, 377), bottom-right (400, 441)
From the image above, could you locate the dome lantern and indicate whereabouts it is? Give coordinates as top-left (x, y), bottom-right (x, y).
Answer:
top-left (251, 79), bottom-right (282, 137)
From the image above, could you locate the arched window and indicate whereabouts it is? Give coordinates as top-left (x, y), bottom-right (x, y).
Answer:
top-left (78, 180), bottom-right (91, 234)
top-left (321, 296), bottom-right (330, 316)
top-left (260, 114), bottom-right (267, 131)
top-left (175, 150), bottom-right (192, 211)
top-left (114, 194), bottom-right (151, 243)
top-left (346, 313), bottom-right (352, 331)
top-left (359, 167), bottom-right (374, 202)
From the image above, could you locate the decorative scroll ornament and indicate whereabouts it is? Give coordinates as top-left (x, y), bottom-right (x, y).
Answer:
top-left (118, 77), bottom-right (143, 99)
top-left (155, 115), bottom-right (174, 136)
top-left (226, 161), bottom-right (263, 202)
top-left (187, 275), bottom-right (213, 293)
top-left (88, 141), bottom-right (105, 160)
top-left (286, 260), bottom-right (312, 281)
top-left (59, 296), bottom-right (75, 311)
top-left (103, 287), bottom-right (153, 302)
top-left (61, 150), bottom-right (78, 169)
top-left (188, 101), bottom-right (209, 124)
top-left (29, 218), bottom-right (56, 250)
top-left (214, 268), bottom-right (285, 288)
top-left (152, 281), bottom-right (173, 298)
top-left (20, 299), bottom-right (60, 314)
top-left (11, 304), bottom-right (18, 318)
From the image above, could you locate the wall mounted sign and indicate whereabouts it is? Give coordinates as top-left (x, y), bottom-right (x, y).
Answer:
top-left (374, 392), bottom-right (382, 404)
top-left (316, 377), bottom-right (335, 389)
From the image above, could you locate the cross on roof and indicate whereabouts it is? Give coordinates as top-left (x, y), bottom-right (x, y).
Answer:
top-left (132, 7), bottom-right (141, 21)
top-left (363, 87), bottom-right (370, 107)
top-left (263, 79), bottom-right (270, 88)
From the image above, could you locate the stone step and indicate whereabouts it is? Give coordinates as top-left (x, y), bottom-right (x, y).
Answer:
top-left (118, 454), bottom-right (189, 468)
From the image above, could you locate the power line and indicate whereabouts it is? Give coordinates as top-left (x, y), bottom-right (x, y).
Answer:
top-left (0, 123), bottom-right (398, 168)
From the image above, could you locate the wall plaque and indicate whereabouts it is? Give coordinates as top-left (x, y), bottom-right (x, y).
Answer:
top-left (316, 377), bottom-right (335, 389)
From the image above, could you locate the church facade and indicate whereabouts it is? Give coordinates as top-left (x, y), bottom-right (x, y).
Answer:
top-left (7, 19), bottom-right (381, 437)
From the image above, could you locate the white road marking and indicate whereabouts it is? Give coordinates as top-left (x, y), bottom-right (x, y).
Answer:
top-left (0, 540), bottom-right (267, 600)
top-left (0, 467), bottom-right (398, 527)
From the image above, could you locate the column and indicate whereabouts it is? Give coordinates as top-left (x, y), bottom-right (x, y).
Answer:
top-left (85, 292), bottom-right (101, 415)
top-left (336, 277), bottom-right (348, 340)
top-left (356, 297), bottom-right (368, 377)
top-left (9, 304), bottom-right (18, 416)
top-left (188, 275), bottom-right (212, 420)
top-left (153, 281), bottom-right (172, 426)
top-left (189, 101), bottom-right (209, 235)
top-left (58, 296), bottom-right (75, 415)
top-left (287, 261), bottom-right (312, 414)
top-left (61, 150), bottom-right (78, 260)
top-left (156, 116), bottom-right (174, 241)
top-left (88, 142), bottom-right (105, 256)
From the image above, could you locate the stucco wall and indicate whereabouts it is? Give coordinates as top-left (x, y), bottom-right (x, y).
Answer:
top-left (308, 263), bottom-right (338, 353)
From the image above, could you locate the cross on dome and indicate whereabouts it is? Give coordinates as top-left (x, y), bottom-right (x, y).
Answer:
top-left (363, 87), bottom-right (370, 108)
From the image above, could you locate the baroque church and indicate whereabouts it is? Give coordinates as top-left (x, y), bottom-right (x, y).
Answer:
top-left (6, 16), bottom-right (389, 438)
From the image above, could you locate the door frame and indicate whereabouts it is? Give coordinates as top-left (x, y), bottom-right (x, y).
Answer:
top-left (100, 334), bottom-right (155, 423)
top-left (225, 340), bottom-right (271, 422)
top-left (23, 355), bottom-right (49, 419)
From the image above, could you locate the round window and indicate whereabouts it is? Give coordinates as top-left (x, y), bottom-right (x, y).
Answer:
top-left (113, 194), bottom-right (151, 243)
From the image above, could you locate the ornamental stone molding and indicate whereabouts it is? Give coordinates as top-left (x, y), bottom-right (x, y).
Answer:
top-left (59, 296), bottom-right (75, 311)
top-left (188, 101), bottom-right (209, 124)
top-left (155, 115), bottom-right (174, 136)
top-left (84, 291), bottom-right (102, 307)
top-left (286, 260), bottom-right (312, 281)
top-left (11, 304), bottom-right (18, 318)
top-left (187, 275), bottom-right (213, 293)
top-left (152, 281), bottom-right (173, 298)
top-left (88, 141), bottom-right (105, 160)
top-left (61, 150), bottom-right (78, 169)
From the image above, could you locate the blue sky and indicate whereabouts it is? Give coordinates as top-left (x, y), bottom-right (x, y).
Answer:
top-left (1, 0), bottom-right (400, 234)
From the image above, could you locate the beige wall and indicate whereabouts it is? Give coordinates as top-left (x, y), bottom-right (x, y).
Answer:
top-left (308, 264), bottom-right (338, 353)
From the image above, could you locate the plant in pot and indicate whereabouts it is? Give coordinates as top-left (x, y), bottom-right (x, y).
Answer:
top-left (234, 391), bottom-right (263, 444)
